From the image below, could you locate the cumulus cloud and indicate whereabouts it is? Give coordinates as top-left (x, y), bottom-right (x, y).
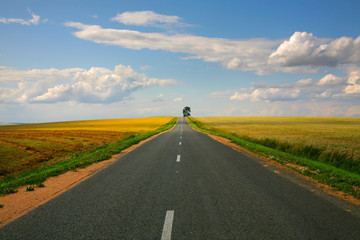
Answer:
top-left (269, 32), bottom-right (360, 69)
top-left (0, 65), bottom-right (177, 104)
top-left (228, 71), bottom-right (360, 103)
top-left (0, 9), bottom-right (47, 26)
top-left (337, 70), bottom-right (360, 97)
top-left (111, 11), bottom-right (183, 27)
top-left (173, 97), bottom-right (183, 102)
top-left (317, 73), bottom-right (346, 86)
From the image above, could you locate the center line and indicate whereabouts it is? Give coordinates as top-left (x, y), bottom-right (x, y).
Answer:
top-left (161, 210), bottom-right (174, 240)
top-left (176, 155), bottom-right (180, 162)
top-left (179, 142), bottom-right (182, 145)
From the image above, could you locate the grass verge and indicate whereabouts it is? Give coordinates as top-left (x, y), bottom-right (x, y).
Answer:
top-left (187, 117), bottom-right (360, 199)
top-left (0, 117), bottom-right (177, 195)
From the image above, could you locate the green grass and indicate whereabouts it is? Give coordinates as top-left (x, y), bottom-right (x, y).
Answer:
top-left (0, 117), bottom-right (177, 195)
top-left (188, 117), bottom-right (360, 199)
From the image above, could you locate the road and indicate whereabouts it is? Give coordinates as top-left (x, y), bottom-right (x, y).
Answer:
top-left (1, 117), bottom-right (359, 239)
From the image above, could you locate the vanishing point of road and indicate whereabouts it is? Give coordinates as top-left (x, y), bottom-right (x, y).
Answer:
top-left (1, 117), bottom-right (359, 239)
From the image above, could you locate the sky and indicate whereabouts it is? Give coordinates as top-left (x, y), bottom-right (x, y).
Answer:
top-left (1, 0), bottom-right (360, 122)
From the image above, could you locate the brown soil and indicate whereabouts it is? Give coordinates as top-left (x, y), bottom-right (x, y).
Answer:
top-left (0, 122), bottom-right (177, 227)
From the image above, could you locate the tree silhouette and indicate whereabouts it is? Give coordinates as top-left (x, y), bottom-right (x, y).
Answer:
top-left (183, 106), bottom-right (191, 117)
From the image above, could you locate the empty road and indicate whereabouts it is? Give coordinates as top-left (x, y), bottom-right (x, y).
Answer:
top-left (1, 117), bottom-right (359, 239)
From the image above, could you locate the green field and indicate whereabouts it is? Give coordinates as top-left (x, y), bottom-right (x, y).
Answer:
top-left (189, 117), bottom-right (360, 199)
top-left (0, 117), bottom-right (177, 194)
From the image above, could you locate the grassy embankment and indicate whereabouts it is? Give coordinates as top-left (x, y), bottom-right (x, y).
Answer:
top-left (188, 117), bottom-right (360, 199)
top-left (0, 117), bottom-right (177, 194)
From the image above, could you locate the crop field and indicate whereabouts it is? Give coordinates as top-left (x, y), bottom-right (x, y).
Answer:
top-left (191, 117), bottom-right (360, 173)
top-left (0, 117), bottom-right (174, 183)
top-left (0, 117), bottom-right (174, 133)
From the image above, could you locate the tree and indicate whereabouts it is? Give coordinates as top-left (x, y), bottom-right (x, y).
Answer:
top-left (183, 106), bottom-right (191, 117)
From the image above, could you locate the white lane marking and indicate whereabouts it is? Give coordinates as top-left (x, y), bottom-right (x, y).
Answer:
top-left (176, 155), bottom-right (180, 162)
top-left (179, 142), bottom-right (182, 145)
top-left (161, 210), bottom-right (174, 240)
top-left (180, 136), bottom-right (182, 139)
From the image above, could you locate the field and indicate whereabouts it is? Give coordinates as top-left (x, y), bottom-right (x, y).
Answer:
top-left (0, 117), bottom-right (175, 184)
top-left (192, 117), bottom-right (360, 170)
top-left (189, 117), bottom-right (360, 198)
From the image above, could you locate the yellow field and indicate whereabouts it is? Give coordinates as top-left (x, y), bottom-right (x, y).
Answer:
top-left (0, 117), bottom-right (174, 181)
top-left (192, 117), bottom-right (360, 162)
top-left (0, 117), bottom-right (174, 132)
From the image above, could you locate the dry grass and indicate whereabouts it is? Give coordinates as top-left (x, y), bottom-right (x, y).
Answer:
top-left (193, 117), bottom-right (360, 164)
top-left (0, 117), bottom-right (174, 181)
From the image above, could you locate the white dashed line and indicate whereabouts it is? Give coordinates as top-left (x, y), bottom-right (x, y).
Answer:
top-left (176, 155), bottom-right (180, 162)
top-left (161, 210), bottom-right (174, 240)
top-left (179, 142), bottom-right (182, 145)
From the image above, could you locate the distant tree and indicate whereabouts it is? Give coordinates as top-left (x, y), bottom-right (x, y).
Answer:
top-left (183, 106), bottom-right (191, 117)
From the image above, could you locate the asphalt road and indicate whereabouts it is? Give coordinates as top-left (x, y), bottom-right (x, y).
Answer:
top-left (1, 117), bottom-right (359, 239)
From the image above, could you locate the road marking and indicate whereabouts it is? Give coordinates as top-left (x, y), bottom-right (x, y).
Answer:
top-left (176, 155), bottom-right (180, 162)
top-left (179, 142), bottom-right (182, 145)
top-left (180, 136), bottom-right (182, 139)
top-left (161, 210), bottom-right (174, 240)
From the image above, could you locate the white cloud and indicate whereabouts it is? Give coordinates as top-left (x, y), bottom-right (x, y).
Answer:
top-left (337, 70), bottom-right (360, 96)
top-left (295, 78), bottom-right (315, 87)
top-left (230, 88), bottom-right (300, 102)
top-left (228, 70), bottom-right (360, 103)
top-left (0, 9), bottom-right (47, 26)
top-left (153, 94), bottom-right (164, 102)
top-left (66, 21), bottom-right (360, 75)
top-left (269, 32), bottom-right (360, 69)
top-left (230, 92), bottom-right (250, 101)
top-left (65, 21), bottom-right (281, 75)
top-left (111, 11), bottom-right (182, 27)
top-left (0, 65), bottom-right (177, 104)
top-left (173, 97), bottom-right (182, 102)
top-left (317, 73), bottom-right (346, 86)
top-left (140, 65), bottom-right (152, 71)
top-left (0, 66), bottom-right (83, 82)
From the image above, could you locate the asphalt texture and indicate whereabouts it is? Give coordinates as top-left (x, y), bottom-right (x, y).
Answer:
top-left (1, 117), bottom-right (359, 239)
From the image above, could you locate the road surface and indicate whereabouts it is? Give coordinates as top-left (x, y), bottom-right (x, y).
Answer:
top-left (1, 117), bottom-right (359, 239)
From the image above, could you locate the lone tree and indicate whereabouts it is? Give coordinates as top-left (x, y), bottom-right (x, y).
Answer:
top-left (183, 106), bottom-right (191, 117)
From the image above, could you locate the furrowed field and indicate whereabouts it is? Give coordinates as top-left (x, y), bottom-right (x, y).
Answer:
top-left (0, 117), bottom-right (175, 185)
top-left (191, 117), bottom-right (360, 172)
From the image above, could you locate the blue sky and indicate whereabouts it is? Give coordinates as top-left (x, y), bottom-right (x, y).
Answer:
top-left (1, 0), bottom-right (360, 122)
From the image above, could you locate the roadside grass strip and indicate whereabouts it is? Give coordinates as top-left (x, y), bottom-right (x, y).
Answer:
top-left (0, 117), bottom-right (178, 195)
top-left (187, 117), bottom-right (360, 199)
